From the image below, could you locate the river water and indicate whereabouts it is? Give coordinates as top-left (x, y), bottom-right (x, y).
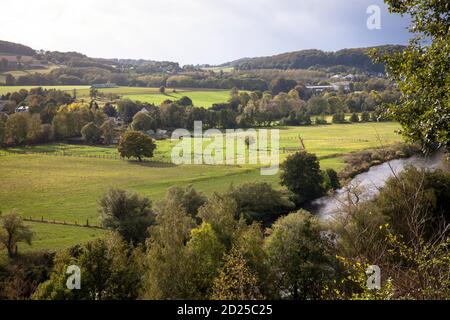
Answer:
top-left (309, 151), bottom-right (445, 218)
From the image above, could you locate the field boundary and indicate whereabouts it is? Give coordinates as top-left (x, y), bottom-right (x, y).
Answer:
top-left (23, 216), bottom-right (105, 230)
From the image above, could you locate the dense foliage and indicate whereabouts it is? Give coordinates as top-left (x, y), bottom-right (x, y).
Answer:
top-left (225, 46), bottom-right (404, 73)
top-left (373, 0), bottom-right (450, 153)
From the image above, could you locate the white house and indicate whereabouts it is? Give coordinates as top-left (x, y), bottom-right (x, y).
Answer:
top-left (15, 106), bottom-right (29, 113)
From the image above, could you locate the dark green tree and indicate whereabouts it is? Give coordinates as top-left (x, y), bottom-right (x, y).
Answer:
top-left (131, 111), bottom-right (155, 132)
top-left (264, 210), bottom-right (340, 299)
top-left (98, 188), bottom-right (155, 244)
top-left (227, 182), bottom-right (295, 225)
top-left (118, 130), bottom-right (156, 162)
top-left (269, 78), bottom-right (297, 95)
top-left (280, 151), bottom-right (324, 205)
top-left (350, 112), bottom-right (359, 123)
top-left (322, 168), bottom-right (341, 191)
top-left (102, 103), bottom-right (117, 118)
top-left (81, 122), bottom-right (102, 144)
top-left (361, 111), bottom-right (371, 122)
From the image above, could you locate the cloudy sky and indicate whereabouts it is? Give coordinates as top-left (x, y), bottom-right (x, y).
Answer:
top-left (1, 0), bottom-right (411, 65)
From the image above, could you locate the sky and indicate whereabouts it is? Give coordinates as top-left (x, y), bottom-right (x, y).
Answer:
top-left (1, 0), bottom-right (411, 65)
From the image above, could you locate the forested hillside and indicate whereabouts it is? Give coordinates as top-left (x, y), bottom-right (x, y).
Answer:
top-left (222, 45), bottom-right (405, 72)
top-left (0, 40), bottom-right (35, 56)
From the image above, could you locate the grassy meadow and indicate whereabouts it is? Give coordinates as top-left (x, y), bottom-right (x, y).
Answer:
top-left (0, 85), bottom-right (90, 95)
top-left (0, 122), bottom-right (402, 253)
top-left (123, 89), bottom-right (233, 108)
top-left (0, 85), bottom-right (233, 108)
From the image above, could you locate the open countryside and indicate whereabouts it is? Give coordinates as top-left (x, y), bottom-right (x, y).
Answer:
top-left (0, 85), bottom-right (236, 108)
top-left (0, 0), bottom-right (448, 303)
top-left (0, 122), bottom-right (401, 252)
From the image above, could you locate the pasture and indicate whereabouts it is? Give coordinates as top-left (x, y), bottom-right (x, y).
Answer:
top-left (0, 122), bottom-right (402, 253)
top-left (123, 89), bottom-right (233, 108)
top-left (0, 85), bottom-right (233, 108)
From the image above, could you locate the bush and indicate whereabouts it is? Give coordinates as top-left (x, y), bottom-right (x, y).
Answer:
top-left (332, 112), bottom-right (346, 124)
top-left (361, 111), bottom-right (370, 122)
top-left (322, 168), bottom-right (341, 191)
top-left (350, 113), bottom-right (360, 123)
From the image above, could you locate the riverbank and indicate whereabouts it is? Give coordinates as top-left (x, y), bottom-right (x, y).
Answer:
top-left (338, 143), bottom-right (421, 182)
top-left (309, 150), bottom-right (445, 218)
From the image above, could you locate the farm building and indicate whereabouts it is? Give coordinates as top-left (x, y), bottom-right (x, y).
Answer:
top-left (91, 83), bottom-right (117, 88)
top-left (15, 105), bottom-right (29, 113)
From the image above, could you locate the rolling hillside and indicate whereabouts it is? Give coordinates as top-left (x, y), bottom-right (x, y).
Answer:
top-left (221, 45), bottom-right (405, 72)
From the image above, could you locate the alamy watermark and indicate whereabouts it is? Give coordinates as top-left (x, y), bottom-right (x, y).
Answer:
top-left (66, 265), bottom-right (81, 290)
top-left (170, 121), bottom-right (280, 175)
top-left (366, 5), bottom-right (381, 30)
top-left (366, 265), bottom-right (381, 290)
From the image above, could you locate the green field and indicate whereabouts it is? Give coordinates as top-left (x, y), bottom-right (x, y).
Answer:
top-left (123, 89), bottom-right (233, 108)
top-left (0, 122), bottom-right (402, 253)
top-left (0, 85), bottom-right (232, 108)
top-left (0, 64), bottom-right (59, 85)
top-left (0, 85), bottom-right (90, 95)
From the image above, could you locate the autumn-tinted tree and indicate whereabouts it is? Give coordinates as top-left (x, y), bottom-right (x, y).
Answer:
top-left (211, 248), bottom-right (262, 300)
top-left (118, 130), bottom-right (156, 162)
top-left (197, 193), bottom-right (245, 249)
top-left (0, 211), bottom-right (33, 258)
top-left (143, 197), bottom-right (195, 299)
top-left (185, 223), bottom-right (226, 299)
top-left (33, 233), bottom-right (143, 300)
top-left (235, 223), bottom-right (275, 298)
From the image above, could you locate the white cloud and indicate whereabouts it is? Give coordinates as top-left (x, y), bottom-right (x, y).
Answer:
top-left (0, 0), bottom-right (410, 65)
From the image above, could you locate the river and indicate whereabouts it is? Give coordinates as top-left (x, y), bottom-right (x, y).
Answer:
top-left (309, 151), bottom-right (445, 218)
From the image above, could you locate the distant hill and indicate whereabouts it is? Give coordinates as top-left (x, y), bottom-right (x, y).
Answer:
top-left (0, 40), bottom-right (36, 56)
top-left (221, 45), bottom-right (405, 73)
